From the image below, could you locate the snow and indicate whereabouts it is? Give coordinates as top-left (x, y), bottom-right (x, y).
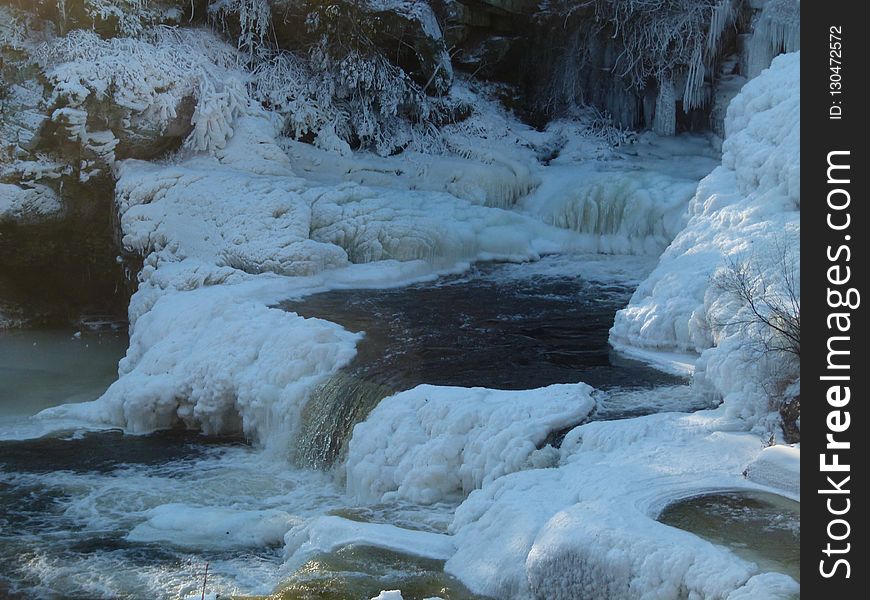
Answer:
top-left (35, 105), bottom-right (598, 448)
top-left (127, 503), bottom-right (300, 550)
top-left (329, 56), bottom-right (800, 600)
top-left (282, 138), bottom-right (540, 209)
top-left (519, 164), bottom-right (699, 255)
top-left (743, 444), bottom-right (800, 497)
top-left (36, 26), bottom-right (246, 159)
top-left (443, 410), bottom-right (798, 599)
top-left (346, 383), bottom-right (595, 504)
top-left (8, 7), bottom-right (799, 598)
top-left (610, 52), bottom-right (800, 424)
top-left (43, 111), bottom-right (587, 447)
top-left (41, 286), bottom-right (361, 449)
top-left (0, 182), bottom-right (62, 222)
top-left (115, 121), bottom-right (348, 281)
top-left (370, 592), bottom-right (404, 600)
top-left (725, 573), bottom-right (800, 599)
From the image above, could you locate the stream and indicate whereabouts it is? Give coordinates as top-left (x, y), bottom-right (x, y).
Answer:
top-left (0, 255), bottom-right (791, 599)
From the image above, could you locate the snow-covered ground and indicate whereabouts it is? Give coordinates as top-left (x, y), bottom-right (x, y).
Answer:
top-left (3, 7), bottom-right (800, 594)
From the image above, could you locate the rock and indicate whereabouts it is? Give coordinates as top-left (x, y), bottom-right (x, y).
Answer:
top-left (269, 0), bottom-right (453, 93)
top-left (0, 173), bottom-right (129, 327)
top-left (779, 393), bottom-right (800, 444)
top-left (27, 0), bottom-right (189, 37)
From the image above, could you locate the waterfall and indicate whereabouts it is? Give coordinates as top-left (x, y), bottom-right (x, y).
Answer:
top-left (295, 369), bottom-right (396, 469)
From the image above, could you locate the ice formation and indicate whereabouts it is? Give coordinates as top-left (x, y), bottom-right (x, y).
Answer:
top-left (520, 165), bottom-right (699, 255)
top-left (743, 444), bottom-right (800, 496)
top-left (43, 109), bottom-right (585, 448)
top-left (746, 0), bottom-right (801, 78)
top-left (283, 139), bottom-right (539, 210)
top-left (36, 27), bottom-right (245, 159)
top-left (610, 52), bottom-right (800, 423)
top-left (127, 503), bottom-right (300, 550)
top-left (345, 383), bottom-right (595, 504)
top-left (41, 284), bottom-right (361, 449)
top-left (285, 515), bottom-right (456, 567)
top-left (442, 411), bottom-right (799, 599)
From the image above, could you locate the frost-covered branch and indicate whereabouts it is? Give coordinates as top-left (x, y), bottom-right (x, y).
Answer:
top-left (34, 26), bottom-right (250, 156)
top-left (712, 240), bottom-right (800, 359)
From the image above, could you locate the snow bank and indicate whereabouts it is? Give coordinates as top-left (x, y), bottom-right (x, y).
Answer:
top-left (306, 184), bottom-right (576, 265)
top-left (743, 444), bottom-right (800, 497)
top-left (116, 131), bottom-right (347, 281)
top-left (284, 139), bottom-right (539, 209)
top-left (610, 52), bottom-right (800, 423)
top-left (127, 503), bottom-right (299, 550)
top-left (346, 384), bottom-right (595, 504)
top-left (117, 113), bottom-right (577, 290)
top-left (443, 411), bottom-right (799, 599)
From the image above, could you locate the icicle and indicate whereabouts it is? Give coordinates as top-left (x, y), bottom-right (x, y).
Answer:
top-left (682, 47), bottom-right (706, 111)
top-left (746, 0), bottom-right (800, 78)
top-left (707, 0), bottom-right (736, 53)
top-left (653, 77), bottom-right (676, 136)
top-left (57, 0), bottom-right (66, 32)
top-left (208, 0), bottom-right (271, 53)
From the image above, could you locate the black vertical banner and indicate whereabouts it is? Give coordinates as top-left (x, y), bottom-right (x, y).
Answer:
top-left (803, 2), bottom-right (867, 596)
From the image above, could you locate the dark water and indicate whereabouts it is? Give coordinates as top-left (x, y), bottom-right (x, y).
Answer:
top-left (284, 264), bottom-right (680, 392)
top-left (282, 262), bottom-right (686, 467)
top-left (0, 428), bottom-right (244, 474)
top-left (658, 491), bottom-right (801, 582)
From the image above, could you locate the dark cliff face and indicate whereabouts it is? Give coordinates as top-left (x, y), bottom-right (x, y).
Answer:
top-left (0, 177), bottom-right (130, 327)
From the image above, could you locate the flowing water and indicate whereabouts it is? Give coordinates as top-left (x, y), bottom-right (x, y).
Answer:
top-left (282, 256), bottom-right (698, 467)
top-left (0, 256), bottom-right (767, 599)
